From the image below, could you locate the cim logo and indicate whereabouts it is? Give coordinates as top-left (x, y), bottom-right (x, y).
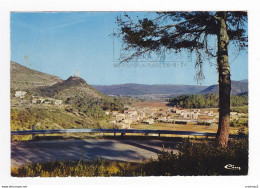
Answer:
top-left (224, 164), bottom-right (241, 171)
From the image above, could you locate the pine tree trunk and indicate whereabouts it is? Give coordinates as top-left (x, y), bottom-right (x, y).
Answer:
top-left (216, 12), bottom-right (231, 147)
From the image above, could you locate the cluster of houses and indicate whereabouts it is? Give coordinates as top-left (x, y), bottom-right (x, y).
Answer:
top-left (31, 96), bottom-right (63, 106)
top-left (230, 111), bottom-right (246, 121)
top-left (14, 90), bottom-right (63, 106)
top-left (108, 106), bottom-right (223, 129)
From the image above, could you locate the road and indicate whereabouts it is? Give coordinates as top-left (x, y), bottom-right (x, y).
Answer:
top-left (11, 138), bottom-right (179, 167)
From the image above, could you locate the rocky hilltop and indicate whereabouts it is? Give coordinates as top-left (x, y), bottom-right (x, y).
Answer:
top-left (36, 76), bottom-right (105, 101)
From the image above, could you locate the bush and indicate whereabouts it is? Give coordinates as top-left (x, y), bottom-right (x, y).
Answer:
top-left (149, 139), bottom-right (248, 175)
top-left (175, 121), bottom-right (187, 125)
top-left (197, 122), bottom-right (211, 126)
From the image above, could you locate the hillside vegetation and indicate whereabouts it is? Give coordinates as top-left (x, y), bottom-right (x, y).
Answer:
top-left (168, 94), bottom-right (248, 109)
top-left (11, 62), bottom-right (125, 134)
top-left (35, 76), bottom-right (125, 119)
top-left (11, 61), bottom-right (62, 90)
top-left (36, 76), bottom-right (104, 100)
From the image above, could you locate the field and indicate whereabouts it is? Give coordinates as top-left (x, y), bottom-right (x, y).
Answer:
top-left (132, 122), bottom-right (247, 135)
top-left (231, 105), bottom-right (248, 113)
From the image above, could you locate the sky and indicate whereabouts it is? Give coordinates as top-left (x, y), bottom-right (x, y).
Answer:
top-left (10, 12), bottom-right (248, 86)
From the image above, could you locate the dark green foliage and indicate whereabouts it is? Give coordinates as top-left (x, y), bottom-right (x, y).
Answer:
top-left (231, 119), bottom-right (248, 127)
top-left (197, 122), bottom-right (211, 126)
top-left (11, 107), bottom-right (97, 132)
top-left (12, 139), bottom-right (248, 176)
top-left (65, 95), bottom-right (124, 119)
top-left (168, 94), bottom-right (248, 108)
top-left (116, 12), bottom-right (247, 81)
top-left (148, 139), bottom-right (248, 176)
top-left (175, 121), bottom-right (187, 125)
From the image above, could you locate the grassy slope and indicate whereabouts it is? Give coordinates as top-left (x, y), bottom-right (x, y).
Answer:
top-left (11, 61), bottom-right (62, 90)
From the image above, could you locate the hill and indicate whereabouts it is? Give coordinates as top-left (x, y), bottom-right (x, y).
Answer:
top-left (200, 80), bottom-right (248, 95)
top-left (91, 83), bottom-right (208, 96)
top-left (36, 76), bottom-right (104, 101)
top-left (10, 62), bottom-right (124, 134)
top-left (11, 61), bottom-right (62, 90)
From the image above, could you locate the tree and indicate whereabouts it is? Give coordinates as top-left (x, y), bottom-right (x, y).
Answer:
top-left (116, 11), bottom-right (247, 147)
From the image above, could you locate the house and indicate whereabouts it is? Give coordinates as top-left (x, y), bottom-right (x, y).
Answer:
top-left (122, 119), bottom-right (133, 125)
top-left (31, 98), bottom-right (37, 104)
top-left (55, 100), bottom-right (63, 105)
top-left (116, 114), bottom-right (125, 120)
top-left (112, 111), bottom-right (119, 116)
top-left (198, 116), bottom-right (215, 123)
top-left (158, 117), bottom-right (167, 122)
top-left (182, 112), bottom-right (199, 120)
top-left (166, 117), bottom-right (174, 123)
top-left (238, 113), bottom-right (245, 117)
top-left (131, 116), bottom-right (140, 122)
top-left (117, 122), bottom-right (130, 129)
top-left (38, 98), bottom-right (45, 104)
top-left (139, 112), bottom-right (147, 119)
top-left (109, 120), bottom-right (116, 125)
top-left (124, 109), bottom-right (137, 116)
top-left (14, 91), bottom-right (27, 98)
top-left (192, 109), bottom-right (200, 113)
top-left (176, 109), bottom-right (187, 115)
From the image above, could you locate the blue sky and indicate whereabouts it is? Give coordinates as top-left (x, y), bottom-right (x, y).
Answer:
top-left (10, 12), bottom-right (248, 86)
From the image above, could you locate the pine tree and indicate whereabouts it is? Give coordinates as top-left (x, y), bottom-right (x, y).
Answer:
top-left (116, 11), bottom-right (247, 146)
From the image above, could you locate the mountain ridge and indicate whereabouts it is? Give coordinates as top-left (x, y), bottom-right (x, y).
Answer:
top-left (200, 80), bottom-right (248, 95)
top-left (91, 83), bottom-right (208, 96)
top-left (11, 61), bottom-right (63, 90)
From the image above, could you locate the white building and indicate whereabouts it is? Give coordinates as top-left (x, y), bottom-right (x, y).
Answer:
top-left (75, 69), bottom-right (79, 77)
top-left (124, 109), bottom-right (137, 117)
top-left (14, 91), bottom-right (27, 98)
top-left (55, 100), bottom-right (63, 105)
top-left (116, 114), bottom-right (125, 120)
top-left (117, 122), bottom-right (130, 129)
top-left (31, 98), bottom-right (37, 104)
top-left (158, 117), bottom-right (167, 122)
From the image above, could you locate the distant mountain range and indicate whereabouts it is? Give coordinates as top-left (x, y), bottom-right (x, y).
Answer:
top-left (91, 84), bottom-right (208, 96)
top-left (199, 80), bottom-right (248, 95)
top-left (92, 80), bottom-right (248, 97)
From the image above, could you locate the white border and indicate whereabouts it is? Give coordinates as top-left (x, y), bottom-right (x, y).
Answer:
top-left (1, 0), bottom-right (260, 187)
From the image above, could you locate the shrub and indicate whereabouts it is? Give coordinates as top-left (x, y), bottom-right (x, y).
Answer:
top-left (152, 139), bottom-right (248, 175)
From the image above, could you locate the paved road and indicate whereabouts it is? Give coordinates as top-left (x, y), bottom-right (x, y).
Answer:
top-left (11, 139), bottom-right (179, 167)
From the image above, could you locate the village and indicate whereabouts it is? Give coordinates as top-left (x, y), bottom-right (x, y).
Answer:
top-left (107, 105), bottom-right (246, 129)
top-left (13, 90), bottom-right (246, 130)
